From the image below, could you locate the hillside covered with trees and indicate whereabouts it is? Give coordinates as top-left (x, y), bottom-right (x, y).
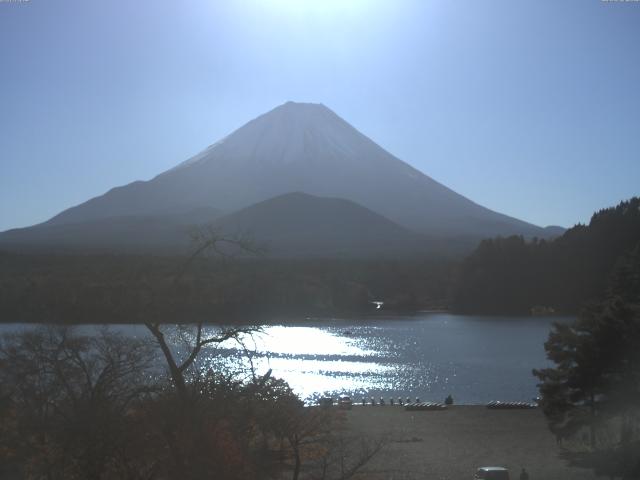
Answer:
top-left (452, 197), bottom-right (640, 315)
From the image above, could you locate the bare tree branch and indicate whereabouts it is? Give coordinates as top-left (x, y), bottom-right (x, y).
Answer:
top-left (145, 227), bottom-right (263, 400)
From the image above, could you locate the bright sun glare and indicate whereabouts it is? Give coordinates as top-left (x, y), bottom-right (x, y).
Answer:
top-left (261, 0), bottom-right (370, 17)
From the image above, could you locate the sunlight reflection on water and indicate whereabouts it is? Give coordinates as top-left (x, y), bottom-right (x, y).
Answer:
top-left (230, 325), bottom-right (377, 357)
top-left (194, 325), bottom-right (391, 402)
top-left (1, 314), bottom-right (568, 405)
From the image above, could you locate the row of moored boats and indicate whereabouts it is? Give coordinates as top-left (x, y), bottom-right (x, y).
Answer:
top-left (486, 401), bottom-right (537, 409)
top-left (320, 396), bottom-right (538, 410)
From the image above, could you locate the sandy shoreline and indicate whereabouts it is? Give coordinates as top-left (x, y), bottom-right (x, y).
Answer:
top-left (343, 405), bottom-right (597, 480)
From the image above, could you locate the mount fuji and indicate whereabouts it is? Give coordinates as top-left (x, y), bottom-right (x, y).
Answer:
top-left (0, 102), bottom-right (556, 256)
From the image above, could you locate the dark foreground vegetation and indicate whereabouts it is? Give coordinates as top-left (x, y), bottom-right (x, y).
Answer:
top-left (453, 197), bottom-right (640, 314)
top-left (0, 326), bottom-right (385, 480)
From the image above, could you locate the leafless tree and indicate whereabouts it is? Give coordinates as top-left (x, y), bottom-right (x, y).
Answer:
top-left (144, 226), bottom-right (264, 401)
top-left (262, 398), bottom-right (387, 480)
top-left (0, 327), bottom-right (157, 480)
top-left (310, 430), bottom-right (387, 480)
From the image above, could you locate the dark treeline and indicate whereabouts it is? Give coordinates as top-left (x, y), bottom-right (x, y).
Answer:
top-left (453, 197), bottom-right (640, 315)
top-left (0, 254), bottom-right (453, 323)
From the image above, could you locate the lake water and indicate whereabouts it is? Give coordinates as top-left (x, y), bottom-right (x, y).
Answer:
top-left (0, 314), bottom-right (568, 405)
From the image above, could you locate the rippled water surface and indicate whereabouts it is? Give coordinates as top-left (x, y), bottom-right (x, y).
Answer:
top-left (1, 314), bottom-right (568, 404)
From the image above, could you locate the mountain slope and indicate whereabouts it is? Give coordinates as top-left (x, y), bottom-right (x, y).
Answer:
top-left (0, 193), bottom-right (439, 257)
top-left (0, 208), bottom-right (221, 254)
top-left (41, 102), bottom-right (547, 239)
top-left (213, 192), bottom-right (428, 257)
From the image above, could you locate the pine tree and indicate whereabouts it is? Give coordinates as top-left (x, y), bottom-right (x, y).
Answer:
top-left (533, 244), bottom-right (640, 475)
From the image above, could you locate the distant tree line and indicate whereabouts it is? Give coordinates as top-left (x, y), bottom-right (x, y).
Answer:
top-left (0, 254), bottom-right (453, 324)
top-left (452, 197), bottom-right (640, 314)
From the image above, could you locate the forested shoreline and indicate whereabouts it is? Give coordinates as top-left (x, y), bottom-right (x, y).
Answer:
top-left (0, 254), bottom-right (453, 323)
top-left (452, 197), bottom-right (640, 315)
top-left (1, 197), bottom-right (637, 323)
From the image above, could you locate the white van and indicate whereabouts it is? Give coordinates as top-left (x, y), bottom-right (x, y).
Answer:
top-left (474, 467), bottom-right (510, 480)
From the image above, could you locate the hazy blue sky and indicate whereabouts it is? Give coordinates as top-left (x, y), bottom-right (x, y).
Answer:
top-left (1, 0), bottom-right (638, 231)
